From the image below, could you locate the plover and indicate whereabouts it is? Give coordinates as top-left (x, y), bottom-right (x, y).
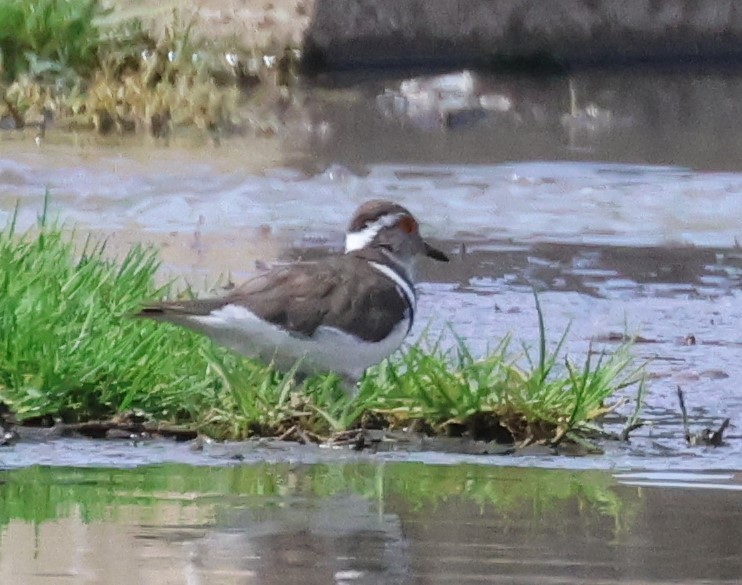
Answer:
top-left (137, 200), bottom-right (448, 387)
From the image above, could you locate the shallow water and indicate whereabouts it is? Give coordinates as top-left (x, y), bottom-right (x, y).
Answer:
top-left (1, 66), bottom-right (741, 585)
top-left (1, 70), bottom-right (741, 464)
top-left (1, 463), bottom-right (741, 585)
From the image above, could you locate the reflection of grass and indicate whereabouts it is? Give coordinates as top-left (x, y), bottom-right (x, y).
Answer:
top-left (0, 204), bottom-right (645, 443)
top-left (0, 463), bottom-right (639, 534)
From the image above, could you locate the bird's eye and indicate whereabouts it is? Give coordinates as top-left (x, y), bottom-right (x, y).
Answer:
top-left (397, 215), bottom-right (418, 234)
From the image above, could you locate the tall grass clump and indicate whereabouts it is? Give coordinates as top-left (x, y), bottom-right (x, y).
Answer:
top-left (356, 313), bottom-right (645, 445)
top-left (0, 200), bottom-right (233, 424)
top-left (0, 202), bottom-right (646, 445)
top-left (0, 201), bottom-right (349, 435)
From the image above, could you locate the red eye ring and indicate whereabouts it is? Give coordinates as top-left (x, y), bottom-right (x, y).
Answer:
top-left (398, 215), bottom-right (418, 234)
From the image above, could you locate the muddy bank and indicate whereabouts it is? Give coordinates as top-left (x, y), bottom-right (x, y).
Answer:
top-left (303, 0), bottom-right (742, 70)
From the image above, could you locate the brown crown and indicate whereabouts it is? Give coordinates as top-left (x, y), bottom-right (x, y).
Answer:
top-left (347, 200), bottom-right (413, 232)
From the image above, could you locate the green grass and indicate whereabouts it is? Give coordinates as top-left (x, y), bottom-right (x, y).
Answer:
top-left (0, 0), bottom-right (102, 81)
top-left (0, 204), bottom-right (646, 445)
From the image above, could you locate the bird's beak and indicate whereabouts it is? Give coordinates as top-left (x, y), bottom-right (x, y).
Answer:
top-left (424, 241), bottom-right (449, 262)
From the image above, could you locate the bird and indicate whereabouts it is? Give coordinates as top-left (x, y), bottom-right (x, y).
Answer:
top-left (136, 199), bottom-right (448, 389)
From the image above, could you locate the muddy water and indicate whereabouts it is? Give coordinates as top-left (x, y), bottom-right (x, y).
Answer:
top-left (1, 462), bottom-right (742, 585)
top-left (1, 68), bottom-right (742, 583)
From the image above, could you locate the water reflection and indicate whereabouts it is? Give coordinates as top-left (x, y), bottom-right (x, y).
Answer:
top-left (306, 69), bottom-right (742, 172)
top-left (0, 463), bottom-right (740, 584)
top-left (420, 241), bottom-right (742, 300)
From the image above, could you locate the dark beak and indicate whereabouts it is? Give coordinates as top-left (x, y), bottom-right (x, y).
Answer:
top-left (424, 241), bottom-right (449, 262)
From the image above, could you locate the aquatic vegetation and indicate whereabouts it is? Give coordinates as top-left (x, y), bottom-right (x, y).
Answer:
top-left (0, 204), bottom-right (646, 445)
top-left (351, 319), bottom-right (644, 446)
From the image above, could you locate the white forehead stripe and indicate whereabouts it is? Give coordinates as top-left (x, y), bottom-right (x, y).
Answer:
top-left (345, 212), bottom-right (404, 253)
top-left (368, 261), bottom-right (417, 311)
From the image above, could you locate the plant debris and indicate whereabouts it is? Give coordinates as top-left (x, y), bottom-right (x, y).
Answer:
top-left (677, 385), bottom-right (730, 447)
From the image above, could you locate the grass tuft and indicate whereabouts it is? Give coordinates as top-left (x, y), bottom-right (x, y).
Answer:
top-left (350, 324), bottom-right (641, 445)
top-left (0, 203), bottom-right (646, 446)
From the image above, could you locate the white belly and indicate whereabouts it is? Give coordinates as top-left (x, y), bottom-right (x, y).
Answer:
top-left (186, 304), bottom-right (410, 380)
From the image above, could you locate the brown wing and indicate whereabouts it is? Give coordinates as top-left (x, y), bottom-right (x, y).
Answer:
top-left (137, 261), bottom-right (336, 336)
top-left (138, 256), bottom-right (410, 342)
top-left (315, 258), bottom-right (411, 342)
top-left (224, 261), bottom-right (338, 337)
top-left (230, 256), bottom-right (411, 341)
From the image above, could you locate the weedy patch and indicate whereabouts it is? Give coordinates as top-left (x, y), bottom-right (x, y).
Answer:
top-left (351, 321), bottom-right (645, 448)
top-left (0, 0), bottom-right (298, 137)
